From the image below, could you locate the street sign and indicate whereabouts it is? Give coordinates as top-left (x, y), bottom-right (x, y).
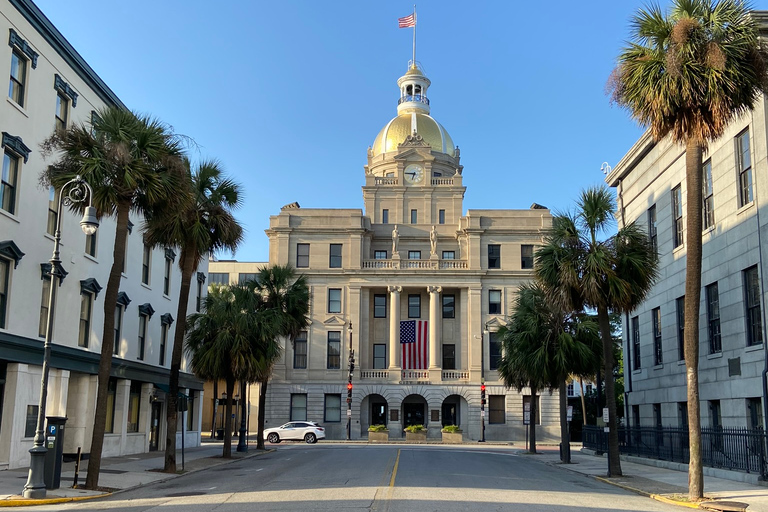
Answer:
top-left (567, 406), bottom-right (573, 422)
top-left (602, 408), bottom-right (610, 423)
top-left (481, 410), bottom-right (485, 418)
top-left (604, 426), bottom-right (610, 432)
top-left (523, 411), bottom-right (530, 425)
top-left (347, 409), bottom-right (352, 417)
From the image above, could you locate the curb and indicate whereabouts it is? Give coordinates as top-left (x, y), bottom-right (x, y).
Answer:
top-left (649, 494), bottom-right (701, 509)
top-left (0, 448), bottom-right (274, 507)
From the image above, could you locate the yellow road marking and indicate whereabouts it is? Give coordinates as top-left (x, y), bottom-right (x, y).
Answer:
top-left (389, 449), bottom-right (400, 487)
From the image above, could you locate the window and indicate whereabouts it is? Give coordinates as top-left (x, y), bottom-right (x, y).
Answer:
top-left (707, 282), bottom-right (721, 354)
top-left (0, 259), bottom-right (7, 329)
top-left (163, 256), bottom-right (172, 295)
top-left (442, 344), bottom-right (455, 369)
top-left (748, 398), bottom-right (763, 430)
top-left (38, 275), bottom-right (51, 337)
top-left (55, 93), bottom-right (68, 131)
top-left (208, 273), bottom-right (228, 285)
top-left (373, 344), bottom-right (386, 369)
top-left (631, 316), bottom-right (640, 370)
top-left (672, 185), bottom-right (683, 248)
top-left (702, 160), bottom-right (714, 230)
top-left (138, 313), bottom-right (148, 360)
top-left (196, 277), bottom-right (203, 312)
top-left (489, 290), bottom-right (501, 315)
top-left (328, 288), bottom-right (341, 313)
top-left (374, 250), bottom-right (387, 259)
top-left (647, 205), bottom-right (657, 255)
top-left (737, 129), bottom-right (753, 206)
top-left (382, 209), bottom-right (389, 224)
top-left (85, 232), bottom-right (97, 257)
top-left (374, 294), bottom-right (387, 318)
top-left (78, 292), bottom-right (93, 347)
top-left (159, 323), bottom-right (168, 366)
top-left (442, 294), bottom-right (455, 318)
top-left (120, 231), bottom-right (129, 274)
top-left (294, 331), bottom-right (307, 369)
top-left (9, 50), bottom-right (26, 106)
top-left (410, 209), bottom-right (417, 224)
top-left (488, 244), bottom-right (501, 269)
top-left (523, 395), bottom-right (541, 425)
top-left (113, 306), bottom-right (123, 355)
top-left (489, 332), bottom-right (502, 370)
top-left (105, 378), bottom-right (117, 433)
top-left (652, 307), bottom-right (662, 365)
top-left (1, 152), bottom-right (19, 215)
top-left (296, 243), bottom-right (309, 268)
top-left (567, 382), bottom-right (574, 396)
top-left (488, 395), bottom-right (505, 424)
top-left (324, 394), bottom-right (341, 422)
top-left (744, 266), bottom-right (762, 347)
top-left (408, 294), bottom-right (421, 318)
top-left (710, 400), bottom-right (722, 428)
top-left (327, 331), bottom-right (341, 369)
top-left (442, 251), bottom-right (455, 260)
top-left (438, 209), bottom-right (445, 224)
top-left (25, 405), bottom-right (38, 438)
top-left (632, 405), bottom-right (641, 427)
top-left (654, 403), bottom-right (662, 433)
top-left (408, 250), bottom-right (421, 260)
top-left (329, 244), bottom-right (342, 268)
top-left (521, 245), bottom-right (534, 269)
top-left (678, 402), bottom-right (688, 429)
top-left (290, 394), bottom-right (307, 421)
top-left (238, 273), bottom-right (257, 284)
top-left (127, 381), bottom-right (141, 433)
top-left (46, 187), bottom-right (59, 236)
top-left (142, 245), bottom-right (151, 285)
top-left (676, 296), bottom-right (685, 361)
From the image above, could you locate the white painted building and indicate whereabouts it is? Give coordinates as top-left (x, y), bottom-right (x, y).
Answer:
top-left (211, 63), bottom-right (558, 442)
top-left (0, 0), bottom-right (204, 470)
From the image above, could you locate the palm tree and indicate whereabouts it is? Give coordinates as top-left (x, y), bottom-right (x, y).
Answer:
top-left (536, 186), bottom-right (658, 476)
top-left (144, 159), bottom-right (243, 472)
top-left (41, 106), bottom-right (184, 489)
top-left (186, 284), bottom-right (262, 458)
top-left (610, 0), bottom-right (767, 498)
top-left (497, 283), bottom-right (600, 458)
top-left (252, 265), bottom-right (310, 450)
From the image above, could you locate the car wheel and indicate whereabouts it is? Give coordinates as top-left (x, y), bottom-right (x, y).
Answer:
top-left (267, 433), bottom-right (280, 443)
top-left (304, 433), bottom-right (317, 444)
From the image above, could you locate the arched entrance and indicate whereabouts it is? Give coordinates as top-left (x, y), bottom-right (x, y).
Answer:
top-left (402, 394), bottom-right (427, 427)
top-left (442, 395), bottom-right (461, 427)
top-left (361, 393), bottom-right (388, 432)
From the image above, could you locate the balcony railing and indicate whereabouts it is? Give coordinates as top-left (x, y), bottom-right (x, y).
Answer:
top-left (398, 94), bottom-right (430, 106)
top-left (442, 370), bottom-right (470, 381)
top-left (362, 259), bottom-right (469, 270)
top-left (360, 370), bottom-right (390, 379)
top-left (401, 370), bottom-right (429, 381)
top-left (431, 177), bottom-right (454, 186)
top-left (375, 177), bottom-right (399, 185)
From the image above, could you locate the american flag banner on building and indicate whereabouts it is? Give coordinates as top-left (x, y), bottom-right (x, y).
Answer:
top-left (398, 13), bottom-right (416, 28)
top-left (401, 320), bottom-right (428, 369)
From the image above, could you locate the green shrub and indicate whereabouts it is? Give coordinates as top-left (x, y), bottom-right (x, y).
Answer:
top-left (404, 424), bottom-right (425, 433)
top-left (441, 425), bottom-right (462, 433)
top-left (368, 424), bottom-right (389, 432)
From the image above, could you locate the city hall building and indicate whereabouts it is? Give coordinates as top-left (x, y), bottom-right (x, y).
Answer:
top-left (211, 63), bottom-right (557, 441)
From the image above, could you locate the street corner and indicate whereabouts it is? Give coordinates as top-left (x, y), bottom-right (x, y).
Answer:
top-left (0, 492), bottom-right (111, 507)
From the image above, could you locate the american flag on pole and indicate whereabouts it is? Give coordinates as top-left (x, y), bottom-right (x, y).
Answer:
top-left (398, 13), bottom-right (416, 28)
top-left (401, 320), bottom-right (428, 369)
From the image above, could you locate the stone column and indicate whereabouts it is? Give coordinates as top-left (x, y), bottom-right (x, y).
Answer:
top-left (388, 286), bottom-right (402, 370)
top-left (427, 286), bottom-right (442, 369)
top-left (468, 286), bottom-right (483, 382)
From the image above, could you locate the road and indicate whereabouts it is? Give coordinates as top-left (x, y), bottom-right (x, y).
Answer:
top-left (40, 444), bottom-right (681, 512)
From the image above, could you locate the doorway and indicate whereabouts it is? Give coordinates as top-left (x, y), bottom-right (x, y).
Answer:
top-left (442, 402), bottom-right (458, 427)
top-left (403, 403), bottom-right (425, 427)
top-left (149, 401), bottom-right (162, 451)
top-left (371, 401), bottom-right (387, 426)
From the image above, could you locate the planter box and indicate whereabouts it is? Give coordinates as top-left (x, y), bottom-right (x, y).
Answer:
top-left (441, 431), bottom-right (463, 444)
top-left (368, 431), bottom-right (389, 443)
top-left (405, 431), bottom-right (427, 443)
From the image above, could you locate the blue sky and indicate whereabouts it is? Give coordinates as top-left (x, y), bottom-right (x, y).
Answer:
top-left (33, 0), bottom-right (651, 262)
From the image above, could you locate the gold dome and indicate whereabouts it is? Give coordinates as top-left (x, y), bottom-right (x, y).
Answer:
top-left (405, 66), bottom-right (424, 76)
top-left (372, 112), bottom-right (455, 157)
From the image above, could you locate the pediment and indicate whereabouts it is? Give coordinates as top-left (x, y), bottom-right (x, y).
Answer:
top-left (486, 317), bottom-right (505, 330)
top-left (393, 147), bottom-right (435, 163)
top-left (323, 315), bottom-right (346, 326)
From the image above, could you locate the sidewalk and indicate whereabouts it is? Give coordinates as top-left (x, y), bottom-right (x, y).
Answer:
top-left (531, 446), bottom-right (768, 511)
top-left (0, 440), bottom-right (268, 507)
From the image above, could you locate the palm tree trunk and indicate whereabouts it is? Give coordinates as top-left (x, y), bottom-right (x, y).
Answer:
top-left (164, 250), bottom-right (196, 473)
top-left (223, 378), bottom-right (235, 458)
top-left (598, 305), bottom-right (622, 476)
top-left (684, 140), bottom-right (704, 500)
top-left (211, 381), bottom-right (218, 438)
top-left (559, 380), bottom-right (571, 463)
top-left (579, 379), bottom-right (587, 425)
top-left (529, 387), bottom-right (537, 454)
top-left (256, 378), bottom-right (268, 450)
top-left (85, 200), bottom-right (130, 489)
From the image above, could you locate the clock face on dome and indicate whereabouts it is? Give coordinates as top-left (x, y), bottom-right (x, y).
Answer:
top-left (404, 164), bottom-right (424, 185)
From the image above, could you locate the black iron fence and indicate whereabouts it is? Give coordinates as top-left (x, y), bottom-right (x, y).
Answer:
top-left (583, 425), bottom-right (768, 478)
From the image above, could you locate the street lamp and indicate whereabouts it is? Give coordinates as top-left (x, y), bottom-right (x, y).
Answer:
top-left (236, 383), bottom-right (248, 452)
top-left (346, 321), bottom-right (354, 441)
top-left (24, 176), bottom-right (97, 499)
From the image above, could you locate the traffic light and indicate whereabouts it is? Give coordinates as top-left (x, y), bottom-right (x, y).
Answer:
top-left (347, 382), bottom-right (353, 391)
top-left (480, 384), bottom-right (486, 406)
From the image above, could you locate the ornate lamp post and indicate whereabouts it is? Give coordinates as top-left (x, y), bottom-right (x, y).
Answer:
top-left (24, 176), bottom-right (98, 499)
top-left (236, 382), bottom-right (248, 452)
top-left (346, 322), bottom-right (354, 441)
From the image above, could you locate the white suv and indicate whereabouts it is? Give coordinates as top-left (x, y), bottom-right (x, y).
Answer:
top-left (263, 421), bottom-right (326, 444)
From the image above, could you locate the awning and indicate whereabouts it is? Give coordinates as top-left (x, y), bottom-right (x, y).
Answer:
top-left (154, 383), bottom-right (191, 399)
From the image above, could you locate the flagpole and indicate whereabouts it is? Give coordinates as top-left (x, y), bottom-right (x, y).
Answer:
top-left (412, 6), bottom-right (417, 66)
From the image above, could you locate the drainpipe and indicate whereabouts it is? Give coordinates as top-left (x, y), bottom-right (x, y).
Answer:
top-left (617, 178), bottom-right (632, 425)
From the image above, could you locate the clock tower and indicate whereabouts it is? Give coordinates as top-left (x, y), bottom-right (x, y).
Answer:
top-left (363, 63), bottom-right (465, 229)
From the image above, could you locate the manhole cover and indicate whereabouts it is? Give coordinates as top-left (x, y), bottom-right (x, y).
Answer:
top-left (166, 491), bottom-right (207, 498)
